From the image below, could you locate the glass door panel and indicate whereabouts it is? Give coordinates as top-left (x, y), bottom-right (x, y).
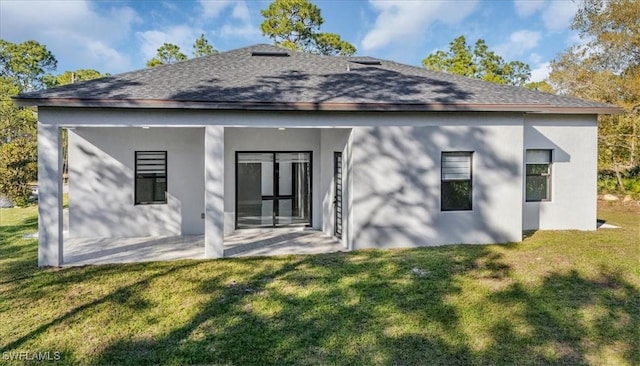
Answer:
top-left (237, 153), bottom-right (274, 228)
top-left (277, 199), bottom-right (293, 226)
top-left (275, 153), bottom-right (310, 226)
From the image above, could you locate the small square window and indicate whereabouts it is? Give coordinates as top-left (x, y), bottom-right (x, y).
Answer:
top-left (525, 149), bottom-right (552, 202)
top-left (135, 151), bottom-right (167, 204)
top-left (441, 152), bottom-right (473, 211)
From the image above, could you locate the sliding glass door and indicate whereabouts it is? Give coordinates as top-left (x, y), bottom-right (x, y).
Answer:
top-left (236, 152), bottom-right (311, 228)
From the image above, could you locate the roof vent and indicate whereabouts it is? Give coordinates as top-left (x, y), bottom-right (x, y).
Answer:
top-left (349, 60), bottom-right (382, 65)
top-left (251, 51), bottom-right (290, 57)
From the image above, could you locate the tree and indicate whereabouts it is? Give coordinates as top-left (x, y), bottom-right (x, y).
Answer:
top-left (0, 39), bottom-right (57, 93)
top-left (0, 76), bottom-right (37, 204)
top-left (42, 69), bottom-right (108, 88)
top-left (260, 0), bottom-right (356, 56)
top-left (0, 77), bottom-right (35, 144)
top-left (146, 43), bottom-right (188, 68)
top-left (193, 34), bottom-right (218, 57)
top-left (524, 81), bottom-right (555, 93)
top-left (422, 36), bottom-right (531, 86)
top-left (548, 0), bottom-right (640, 189)
top-left (314, 32), bottom-right (356, 56)
top-left (0, 40), bottom-right (58, 205)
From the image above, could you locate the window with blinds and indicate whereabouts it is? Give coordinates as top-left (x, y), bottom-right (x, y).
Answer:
top-left (135, 151), bottom-right (167, 204)
top-left (525, 149), bottom-right (552, 201)
top-left (441, 152), bottom-right (473, 211)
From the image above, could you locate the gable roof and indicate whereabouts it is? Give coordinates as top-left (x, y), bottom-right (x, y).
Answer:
top-left (14, 44), bottom-right (621, 114)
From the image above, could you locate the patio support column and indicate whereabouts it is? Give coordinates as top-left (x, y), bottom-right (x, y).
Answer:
top-left (204, 126), bottom-right (224, 258)
top-left (37, 123), bottom-right (63, 266)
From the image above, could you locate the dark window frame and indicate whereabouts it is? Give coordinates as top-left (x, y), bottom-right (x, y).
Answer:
top-left (134, 151), bottom-right (167, 205)
top-left (234, 151), bottom-right (313, 229)
top-left (441, 151), bottom-right (473, 211)
top-left (525, 149), bottom-right (552, 202)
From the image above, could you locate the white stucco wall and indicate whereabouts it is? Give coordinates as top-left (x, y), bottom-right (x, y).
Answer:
top-left (350, 114), bottom-right (525, 248)
top-left (204, 126), bottom-right (225, 257)
top-left (319, 129), bottom-right (352, 248)
top-left (523, 114), bottom-right (598, 231)
top-left (40, 107), bottom-right (599, 253)
top-left (68, 127), bottom-right (205, 238)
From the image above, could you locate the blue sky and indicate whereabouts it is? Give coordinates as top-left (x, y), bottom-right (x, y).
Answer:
top-left (0, 0), bottom-right (582, 82)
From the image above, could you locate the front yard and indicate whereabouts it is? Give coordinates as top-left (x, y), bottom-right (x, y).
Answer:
top-left (0, 203), bottom-right (638, 365)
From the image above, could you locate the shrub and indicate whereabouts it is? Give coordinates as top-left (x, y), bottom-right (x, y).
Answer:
top-left (0, 137), bottom-right (37, 207)
top-left (622, 178), bottom-right (640, 199)
top-left (598, 177), bottom-right (640, 199)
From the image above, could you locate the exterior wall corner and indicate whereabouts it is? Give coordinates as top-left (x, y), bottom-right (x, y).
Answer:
top-left (37, 122), bottom-right (63, 266)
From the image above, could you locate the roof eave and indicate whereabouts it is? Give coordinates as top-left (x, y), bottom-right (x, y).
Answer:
top-left (12, 97), bottom-right (623, 114)
top-left (525, 106), bottom-right (625, 115)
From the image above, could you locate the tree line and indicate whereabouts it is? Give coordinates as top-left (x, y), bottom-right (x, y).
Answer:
top-left (1, 0), bottom-right (638, 206)
top-left (549, 0), bottom-right (639, 192)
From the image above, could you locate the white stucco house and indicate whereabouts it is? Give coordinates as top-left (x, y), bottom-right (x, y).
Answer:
top-left (14, 44), bottom-right (621, 266)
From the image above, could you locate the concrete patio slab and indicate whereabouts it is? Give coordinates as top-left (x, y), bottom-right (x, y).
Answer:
top-left (63, 228), bottom-right (344, 266)
top-left (64, 235), bottom-right (205, 266)
top-left (224, 227), bottom-right (345, 257)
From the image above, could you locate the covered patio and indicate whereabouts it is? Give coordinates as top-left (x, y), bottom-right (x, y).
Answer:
top-left (35, 122), bottom-right (351, 267)
top-left (63, 227), bottom-right (344, 266)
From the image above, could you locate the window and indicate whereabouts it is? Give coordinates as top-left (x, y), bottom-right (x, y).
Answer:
top-left (135, 151), bottom-right (167, 204)
top-left (525, 149), bottom-right (552, 202)
top-left (441, 152), bottom-right (472, 211)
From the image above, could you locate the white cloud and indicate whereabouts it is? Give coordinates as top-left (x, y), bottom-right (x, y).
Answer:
top-left (196, 1), bottom-right (259, 40)
top-left (231, 2), bottom-right (251, 22)
top-left (161, 1), bottom-right (180, 12)
top-left (220, 24), bottom-right (261, 39)
top-left (541, 1), bottom-right (578, 31)
top-left (513, 0), bottom-right (545, 17)
top-left (198, 0), bottom-right (234, 19)
top-left (0, 0), bottom-right (139, 73)
top-left (513, 0), bottom-right (579, 32)
top-left (529, 52), bottom-right (543, 64)
top-left (86, 41), bottom-right (131, 71)
top-left (496, 30), bottom-right (542, 58)
top-left (137, 26), bottom-right (205, 60)
top-left (361, 0), bottom-right (478, 51)
top-left (530, 61), bottom-right (551, 82)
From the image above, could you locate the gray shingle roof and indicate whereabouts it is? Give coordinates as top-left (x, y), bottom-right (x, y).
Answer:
top-left (14, 44), bottom-right (620, 113)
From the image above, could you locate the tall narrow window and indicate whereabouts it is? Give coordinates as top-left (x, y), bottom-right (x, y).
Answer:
top-left (525, 149), bottom-right (552, 202)
top-left (441, 152), bottom-right (473, 211)
top-left (135, 151), bottom-right (167, 204)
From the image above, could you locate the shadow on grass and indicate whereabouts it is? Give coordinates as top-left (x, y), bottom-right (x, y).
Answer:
top-left (0, 262), bottom-right (201, 354)
top-left (94, 256), bottom-right (637, 365)
top-left (1, 226), bottom-right (638, 364)
top-left (84, 247), bottom-right (636, 365)
top-left (0, 214), bottom-right (39, 282)
top-left (90, 248), bottom-right (484, 365)
top-left (486, 268), bottom-right (639, 365)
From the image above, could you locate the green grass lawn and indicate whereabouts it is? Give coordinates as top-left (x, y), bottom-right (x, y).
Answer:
top-left (0, 203), bottom-right (638, 365)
